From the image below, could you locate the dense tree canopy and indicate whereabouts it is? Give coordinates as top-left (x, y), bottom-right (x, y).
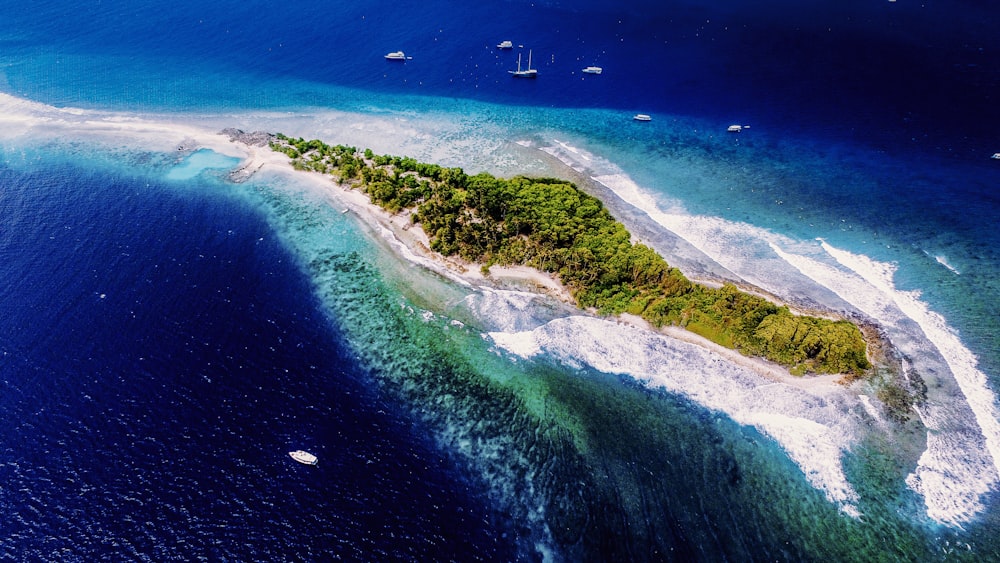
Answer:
top-left (270, 134), bottom-right (871, 375)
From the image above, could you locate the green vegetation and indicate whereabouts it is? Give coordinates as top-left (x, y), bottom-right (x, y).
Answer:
top-left (270, 134), bottom-right (871, 375)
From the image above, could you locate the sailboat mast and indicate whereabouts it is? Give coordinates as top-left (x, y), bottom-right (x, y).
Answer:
top-left (509, 48), bottom-right (537, 77)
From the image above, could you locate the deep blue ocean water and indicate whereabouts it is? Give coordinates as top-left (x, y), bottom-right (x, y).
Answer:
top-left (2, 0), bottom-right (1000, 560)
top-left (0, 154), bottom-right (520, 560)
top-left (2, 0), bottom-right (998, 151)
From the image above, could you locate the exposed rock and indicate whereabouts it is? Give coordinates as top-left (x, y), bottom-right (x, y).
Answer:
top-left (220, 128), bottom-right (274, 147)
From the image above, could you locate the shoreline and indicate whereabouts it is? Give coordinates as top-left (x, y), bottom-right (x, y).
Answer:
top-left (225, 132), bottom-right (874, 396)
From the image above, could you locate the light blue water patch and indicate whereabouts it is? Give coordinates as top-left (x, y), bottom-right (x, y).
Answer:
top-left (165, 149), bottom-right (240, 181)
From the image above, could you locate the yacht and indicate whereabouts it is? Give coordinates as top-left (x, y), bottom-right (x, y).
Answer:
top-left (497, 40), bottom-right (513, 49)
top-left (384, 51), bottom-right (407, 61)
top-left (582, 66), bottom-right (603, 74)
top-left (289, 450), bottom-right (318, 465)
top-left (509, 50), bottom-right (537, 78)
top-left (633, 114), bottom-right (652, 122)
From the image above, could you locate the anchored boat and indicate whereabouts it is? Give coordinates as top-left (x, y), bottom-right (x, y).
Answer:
top-left (509, 50), bottom-right (537, 78)
top-left (289, 450), bottom-right (318, 465)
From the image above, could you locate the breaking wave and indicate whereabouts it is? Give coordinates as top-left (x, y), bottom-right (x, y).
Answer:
top-left (488, 315), bottom-right (863, 516)
top-left (536, 136), bottom-right (1000, 525)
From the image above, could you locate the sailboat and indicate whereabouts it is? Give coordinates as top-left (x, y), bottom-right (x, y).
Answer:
top-left (509, 50), bottom-right (537, 78)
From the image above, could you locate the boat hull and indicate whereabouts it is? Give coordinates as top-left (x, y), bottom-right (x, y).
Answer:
top-left (509, 50), bottom-right (536, 78)
top-left (289, 450), bottom-right (318, 465)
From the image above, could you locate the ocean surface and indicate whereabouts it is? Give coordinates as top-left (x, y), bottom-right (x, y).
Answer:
top-left (1, 0), bottom-right (999, 560)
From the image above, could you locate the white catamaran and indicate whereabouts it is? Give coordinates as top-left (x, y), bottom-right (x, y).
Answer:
top-left (289, 450), bottom-right (318, 465)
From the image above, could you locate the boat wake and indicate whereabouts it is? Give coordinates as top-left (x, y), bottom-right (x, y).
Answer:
top-left (933, 253), bottom-right (962, 276)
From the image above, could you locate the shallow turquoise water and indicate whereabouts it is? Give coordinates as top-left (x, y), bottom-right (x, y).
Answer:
top-left (165, 149), bottom-right (241, 180)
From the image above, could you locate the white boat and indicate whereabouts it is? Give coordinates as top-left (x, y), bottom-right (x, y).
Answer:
top-left (289, 450), bottom-right (318, 465)
top-left (384, 51), bottom-right (407, 61)
top-left (497, 40), bottom-right (513, 49)
top-left (727, 125), bottom-right (743, 132)
top-left (582, 66), bottom-right (602, 74)
top-left (992, 153), bottom-right (1000, 160)
top-left (509, 50), bottom-right (537, 78)
top-left (633, 114), bottom-right (652, 122)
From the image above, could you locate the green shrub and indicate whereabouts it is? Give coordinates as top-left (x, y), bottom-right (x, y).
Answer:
top-left (269, 135), bottom-right (872, 375)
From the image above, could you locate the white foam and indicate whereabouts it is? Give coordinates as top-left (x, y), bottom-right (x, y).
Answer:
top-left (542, 142), bottom-right (810, 292)
top-left (935, 255), bottom-right (961, 275)
top-left (590, 172), bottom-right (857, 311)
top-left (464, 289), bottom-right (548, 332)
top-left (487, 329), bottom-right (542, 358)
top-left (740, 412), bottom-right (861, 518)
top-left (815, 240), bottom-right (1000, 524)
top-left (536, 136), bottom-right (1000, 525)
top-left (767, 237), bottom-right (1000, 523)
top-left (488, 316), bottom-right (863, 515)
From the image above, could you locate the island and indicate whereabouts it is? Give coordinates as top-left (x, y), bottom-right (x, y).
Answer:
top-left (267, 133), bottom-right (872, 377)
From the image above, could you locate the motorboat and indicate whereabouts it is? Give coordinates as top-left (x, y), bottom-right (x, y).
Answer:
top-left (509, 50), bottom-right (537, 78)
top-left (727, 125), bottom-right (743, 132)
top-left (992, 153), bottom-right (1000, 160)
top-left (384, 51), bottom-right (407, 60)
top-left (633, 114), bottom-right (652, 122)
top-left (582, 66), bottom-right (603, 74)
top-left (497, 40), bottom-right (513, 49)
top-left (289, 450), bottom-right (318, 465)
